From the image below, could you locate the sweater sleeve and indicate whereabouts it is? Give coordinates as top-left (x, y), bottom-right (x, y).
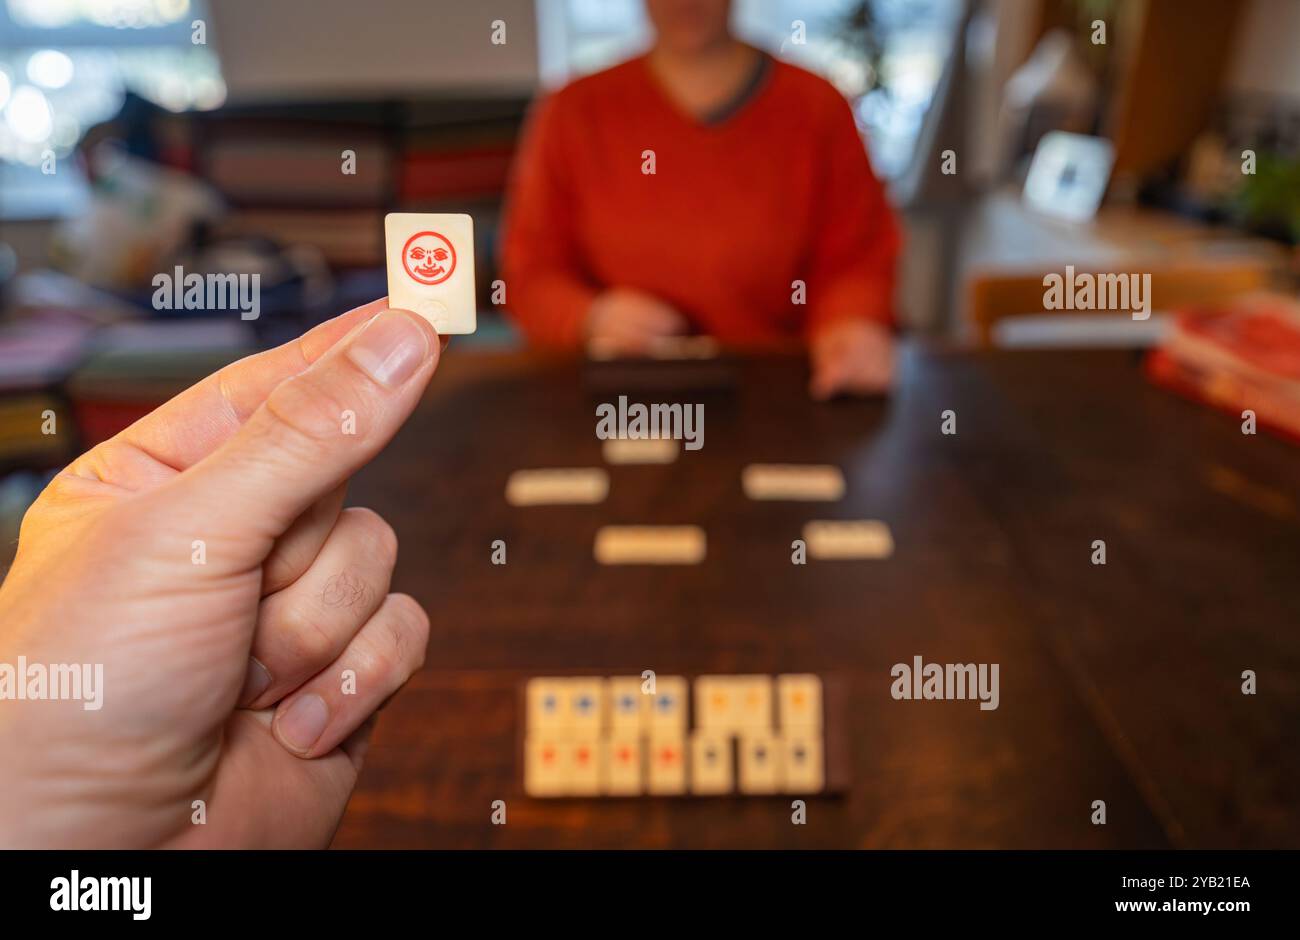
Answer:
top-left (499, 93), bottom-right (600, 349)
top-left (803, 92), bottom-right (902, 336)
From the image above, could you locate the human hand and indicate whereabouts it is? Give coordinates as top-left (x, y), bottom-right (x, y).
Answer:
top-left (0, 300), bottom-right (441, 848)
top-left (585, 287), bottom-right (688, 356)
top-left (809, 318), bottom-right (894, 400)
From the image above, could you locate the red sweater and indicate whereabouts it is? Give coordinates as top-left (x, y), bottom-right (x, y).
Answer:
top-left (500, 54), bottom-right (901, 349)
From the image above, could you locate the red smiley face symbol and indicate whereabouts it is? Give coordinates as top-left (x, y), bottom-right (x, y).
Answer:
top-left (401, 231), bottom-right (456, 286)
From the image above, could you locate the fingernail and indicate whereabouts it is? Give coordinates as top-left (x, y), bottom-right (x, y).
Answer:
top-left (346, 310), bottom-right (432, 387)
top-left (239, 657), bottom-right (272, 706)
top-left (276, 693), bottom-right (330, 754)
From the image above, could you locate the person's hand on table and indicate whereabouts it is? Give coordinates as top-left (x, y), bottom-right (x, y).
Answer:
top-left (0, 300), bottom-right (441, 848)
top-left (809, 318), bottom-right (895, 400)
top-left (585, 287), bottom-right (689, 357)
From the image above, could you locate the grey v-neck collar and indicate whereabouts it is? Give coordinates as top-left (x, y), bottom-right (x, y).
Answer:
top-left (699, 51), bottom-right (773, 127)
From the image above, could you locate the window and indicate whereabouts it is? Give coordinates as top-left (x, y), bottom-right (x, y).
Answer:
top-left (535, 0), bottom-right (965, 179)
top-left (538, 0), bottom-right (866, 91)
top-left (0, 0), bottom-right (224, 217)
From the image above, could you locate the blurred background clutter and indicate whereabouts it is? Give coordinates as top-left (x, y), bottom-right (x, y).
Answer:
top-left (1, 0), bottom-right (1298, 558)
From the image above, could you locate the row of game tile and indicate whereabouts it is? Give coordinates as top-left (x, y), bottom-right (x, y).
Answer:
top-left (524, 729), bottom-right (824, 797)
top-left (505, 464), bottom-right (894, 563)
top-left (526, 674), bottom-right (823, 735)
top-left (507, 463), bottom-right (850, 503)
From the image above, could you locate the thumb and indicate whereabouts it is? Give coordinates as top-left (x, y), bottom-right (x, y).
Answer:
top-left (159, 308), bottom-right (440, 556)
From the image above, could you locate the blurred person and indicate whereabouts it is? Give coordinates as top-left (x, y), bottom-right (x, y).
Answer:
top-left (501, 0), bottom-right (901, 398)
top-left (0, 302), bottom-right (439, 847)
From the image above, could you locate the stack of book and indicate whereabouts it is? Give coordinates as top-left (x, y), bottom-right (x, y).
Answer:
top-left (199, 109), bottom-right (390, 269)
top-left (195, 98), bottom-right (529, 272)
top-left (399, 99), bottom-right (523, 206)
top-left (1146, 293), bottom-right (1300, 441)
top-left (0, 316), bottom-right (92, 469)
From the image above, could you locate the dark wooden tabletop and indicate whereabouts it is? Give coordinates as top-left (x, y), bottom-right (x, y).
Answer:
top-left (329, 343), bottom-right (1300, 849)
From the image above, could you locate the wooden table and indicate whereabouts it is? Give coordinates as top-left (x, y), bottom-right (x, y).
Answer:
top-left (330, 344), bottom-right (1300, 848)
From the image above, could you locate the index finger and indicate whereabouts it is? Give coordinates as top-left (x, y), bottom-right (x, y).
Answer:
top-left (117, 298), bottom-right (390, 473)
